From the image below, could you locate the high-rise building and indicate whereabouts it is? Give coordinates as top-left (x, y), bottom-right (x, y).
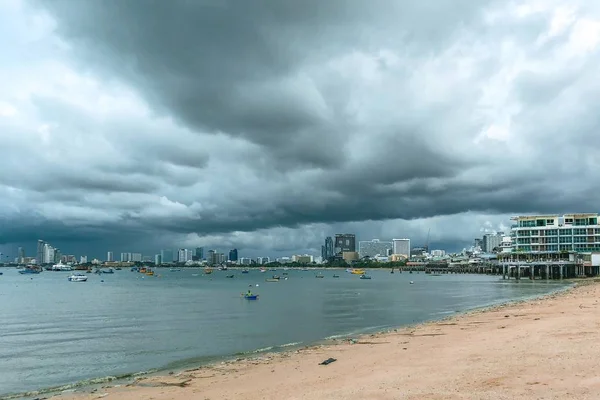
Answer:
top-left (392, 239), bottom-right (411, 258)
top-left (321, 236), bottom-right (334, 260)
top-left (107, 251), bottom-right (114, 262)
top-left (80, 255), bottom-right (88, 264)
top-left (334, 234), bottom-right (355, 256)
top-left (18, 247), bottom-right (25, 264)
top-left (482, 233), bottom-right (503, 253)
top-left (178, 249), bottom-right (192, 263)
top-left (195, 247), bottom-right (204, 260)
top-left (207, 250), bottom-right (216, 265)
top-left (54, 248), bottom-right (61, 263)
top-left (161, 249), bottom-right (173, 264)
top-left (120, 252), bottom-right (130, 262)
top-left (131, 253), bottom-right (142, 262)
top-left (256, 256), bottom-right (270, 264)
top-left (358, 239), bottom-right (393, 258)
top-left (37, 240), bottom-right (45, 264)
top-left (154, 254), bottom-right (162, 265)
top-left (43, 243), bottom-right (55, 264)
top-left (229, 248), bottom-right (238, 262)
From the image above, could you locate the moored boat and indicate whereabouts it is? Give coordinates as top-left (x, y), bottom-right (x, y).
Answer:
top-left (359, 274), bottom-right (372, 280)
top-left (241, 269), bottom-right (249, 274)
top-left (19, 267), bottom-right (41, 274)
top-left (68, 273), bottom-right (88, 282)
top-left (351, 269), bottom-right (365, 275)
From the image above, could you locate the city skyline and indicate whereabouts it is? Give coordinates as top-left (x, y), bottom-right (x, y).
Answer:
top-left (2, 1), bottom-right (599, 262)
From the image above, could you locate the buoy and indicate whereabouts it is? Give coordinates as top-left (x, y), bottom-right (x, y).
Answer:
top-left (409, 281), bottom-right (414, 284)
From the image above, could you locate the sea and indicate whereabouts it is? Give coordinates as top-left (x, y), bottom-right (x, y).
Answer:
top-left (0, 267), bottom-right (569, 398)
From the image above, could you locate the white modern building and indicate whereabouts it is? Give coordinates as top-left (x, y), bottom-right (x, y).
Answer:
top-left (178, 249), bottom-right (193, 263)
top-left (511, 213), bottom-right (600, 253)
top-left (80, 256), bottom-right (87, 264)
top-left (131, 253), bottom-right (142, 262)
top-left (107, 251), bottom-right (114, 262)
top-left (392, 238), bottom-right (411, 258)
top-left (358, 239), bottom-right (393, 258)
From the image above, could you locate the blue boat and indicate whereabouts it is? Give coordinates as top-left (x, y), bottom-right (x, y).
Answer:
top-left (359, 274), bottom-right (372, 280)
top-left (244, 294), bottom-right (259, 300)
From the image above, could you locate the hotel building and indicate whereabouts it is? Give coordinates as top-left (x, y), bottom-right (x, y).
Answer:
top-left (511, 213), bottom-right (600, 253)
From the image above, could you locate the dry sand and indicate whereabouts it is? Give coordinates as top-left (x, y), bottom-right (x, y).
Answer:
top-left (54, 281), bottom-right (600, 400)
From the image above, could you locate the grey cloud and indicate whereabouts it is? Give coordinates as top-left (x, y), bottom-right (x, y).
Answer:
top-left (3, 0), bottom-right (600, 258)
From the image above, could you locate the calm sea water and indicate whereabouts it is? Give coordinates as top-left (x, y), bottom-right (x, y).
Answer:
top-left (0, 267), bottom-right (568, 397)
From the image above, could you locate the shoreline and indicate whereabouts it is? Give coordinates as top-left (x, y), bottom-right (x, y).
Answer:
top-left (14, 279), bottom-right (583, 400)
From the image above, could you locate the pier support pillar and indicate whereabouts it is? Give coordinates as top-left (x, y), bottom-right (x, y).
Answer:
top-left (545, 265), bottom-right (549, 280)
top-left (516, 266), bottom-right (520, 280)
top-left (559, 265), bottom-right (563, 279)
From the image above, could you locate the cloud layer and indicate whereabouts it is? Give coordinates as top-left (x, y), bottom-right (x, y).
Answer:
top-left (2, 0), bottom-right (600, 258)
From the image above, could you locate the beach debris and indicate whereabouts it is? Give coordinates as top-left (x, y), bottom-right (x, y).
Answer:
top-left (319, 358), bottom-right (337, 365)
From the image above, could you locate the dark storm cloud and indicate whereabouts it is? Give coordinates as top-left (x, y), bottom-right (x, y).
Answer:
top-left (3, 0), bottom-right (600, 257)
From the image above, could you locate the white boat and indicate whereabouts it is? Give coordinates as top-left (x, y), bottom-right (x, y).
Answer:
top-left (52, 262), bottom-right (73, 271)
top-left (68, 273), bottom-right (88, 282)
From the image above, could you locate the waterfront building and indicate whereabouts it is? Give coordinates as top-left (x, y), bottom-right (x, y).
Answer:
top-left (511, 214), bottom-right (600, 253)
top-left (229, 248), bottom-right (238, 262)
top-left (321, 236), bottom-right (334, 260)
top-left (392, 238), bottom-right (411, 258)
top-left (334, 234), bottom-right (355, 256)
top-left (120, 252), bottom-right (130, 262)
top-left (18, 247), bottom-right (25, 263)
top-left (256, 256), bottom-right (270, 264)
top-left (107, 251), bottom-right (114, 262)
top-left (292, 254), bottom-right (313, 263)
top-left (154, 254), bottom-right (162, 265)
top-left (131, 253), bottom-right (142, 262)
top-left (431, 249), bottom-right (446, 257)
top-left (161, 249), bottom-right (173, 264)
top-left (358, 239), bottom-right (393, 258)
top-left (178, 248), bottom-right (193, 263)
top-left (37, 240), bottom-right (45, 264)
top-left (483, 233), bottom-right (503, 252)
top-left (43, 243), bottom-right (55, 264)
top-left (80, 256), bottom-right (87, 264)
top-left (195, 247), bottom-right (204, 260)
top-left (239, 257), bottom-right (252, 265)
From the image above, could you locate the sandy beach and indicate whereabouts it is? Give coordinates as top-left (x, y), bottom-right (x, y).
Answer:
top-left (52, 281), bottom-right (600, 400)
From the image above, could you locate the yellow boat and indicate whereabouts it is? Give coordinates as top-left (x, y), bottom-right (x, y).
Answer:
top-left (146, 270), bottom-right (154, 276)
top-left (351, 269), bottom-right (365, 275)
top-left (204, 268), bottom-right (213, 274)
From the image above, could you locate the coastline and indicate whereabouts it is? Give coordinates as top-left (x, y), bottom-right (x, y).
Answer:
top-left (35, 279), bottom-right (594, 400)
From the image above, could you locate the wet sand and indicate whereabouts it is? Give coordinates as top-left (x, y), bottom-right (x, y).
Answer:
top-left (54, 281), bottom-right (600, 400)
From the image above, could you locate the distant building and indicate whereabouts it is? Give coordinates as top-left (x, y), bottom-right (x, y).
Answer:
top-left (256, 256), bottom-right (270, 264)
top-left (392, 239), bottom-right (411, 258)
top-left (107, 251), bottom-right (114, 262)
top-left (482, 233), bottom-right (503, 253)
top-left (239, 257), bottom-right (252, 265)
top-left (37, 240), bottom-right (45, 265)
top-left (43, 243), bottom-right (55, 264)
top-left (154, 254), bottom-right (162, 265)
top-left (80, 256), bottom-right (87, 264)
top-left (229, 248), bottom-right (238, 262)
top-left (334, 234), bottom-right (356, 256)
top-left (292, 254), bottom-right (313, 263)
top-left (178, 249), bottom-right (193, 263)
top-left (474, 238), bottom-right (483, 250)
top-left (120, 252), bottom-right (130, 262)
top-left (207, 250), bottom-right (216, 265)
top-left (161, 249), bottom-right (173, 264)
top-left (131, 253), bottom-right (142, 262)
top-left (321, 236), bottom-right (334, 260)
top-left (18, 247), bottom-right (25, 264)
top-left (342, 251), bottom-right (359, 262)
top-left (430, 249), bottom-right (446, 257)
top-left (358, 239), bottom-right (393, 258)
top-left (195, 247), bottom-right (204, 260)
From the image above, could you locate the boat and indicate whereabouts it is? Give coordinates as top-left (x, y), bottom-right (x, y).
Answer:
top-left (226, 274), bottom-right (234, 278)
top-left (241, 269), bottom-right (249, 274)
top-left (115, 267), bottom-right (122, 270)
top-left (260, 268), bottom-right (267, 273)
top-left (68, 273), bottom-right (88, 282)
top-left (332, 274), bottom-right (340, 278)
top-left (51, 262), bottom-right (73, 271)
top-left (131, 267), bottom-right (139, 272)
top-left (359, 274), bottom-right (372, 280)
top-left (204, 268), bottom-right (213, 274)
top-left (242, 293), bottom-right (259, 300)
top-left (146, 270), bottom-right (155, 276)
top-left (0, 272), bottom-right (3, 275)
top-left (102, 268), bottom-right (115, 274)
top-left (272, 275), bottom-right (280, 279)
top-left (282, 272), bottom-right (288, 276)
top-left (19, 267), bottom-right (41, 274)
top-left (170, 268), bottom-right (181, 272)
top-left (139, 267), bottom-right (147, 273)
top-left (351, 269), bottom-right (365, 275)
top-left (265, 278), bottom-right (279, 282)
top-left (315, 273), bottom-right (324, 278)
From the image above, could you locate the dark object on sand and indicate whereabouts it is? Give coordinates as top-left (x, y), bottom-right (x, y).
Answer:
top-left (319, 357), bottom-right (337, 365)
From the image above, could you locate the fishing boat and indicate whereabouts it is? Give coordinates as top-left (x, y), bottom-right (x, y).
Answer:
top-left (139, 267), bottom-right (147, 273)
top-left (332, 274), bottom-right (340, 278)
top-left (204, 268), bottom-right (213, 275)
top-left (102, 268), bottom-right (115, 274)
top-left (145, 270), bottom-right (155, 276)
top-left (68, 273), bottom-right (88, 282)
top-left (242, 293), bottom-right (259, 300)
top-left (241, 269), bottom-right (249, 274)
top-left (226, 274), bottom-right (234, 278)
top-left (351, 269), bottom-right (365, 275)
top-left (315, 273), bottom-right (324, 278)
top-left (359, 274), bottom-right (372, 280)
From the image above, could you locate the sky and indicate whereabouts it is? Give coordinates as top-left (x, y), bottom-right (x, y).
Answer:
top-left (2, 0), bottom-right (600, 260)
